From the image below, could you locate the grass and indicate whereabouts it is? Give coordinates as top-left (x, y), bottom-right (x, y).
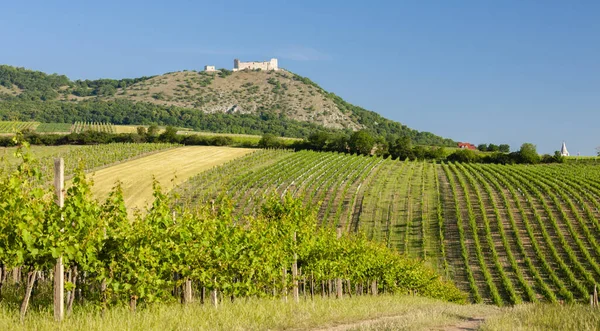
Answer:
top-left (0, 295), bottom-right (500, 331)
top-left (481, 303), bottom-right (600, 331)
top-left (87, 146), bottom-right (254, 214)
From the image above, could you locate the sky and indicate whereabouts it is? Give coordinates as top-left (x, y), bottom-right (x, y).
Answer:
top-left (1, 1), bottom-right (599, 154)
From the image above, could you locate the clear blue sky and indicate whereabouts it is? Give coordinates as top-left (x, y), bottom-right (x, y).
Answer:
top-left (2, 1), bottom-right (599, 154)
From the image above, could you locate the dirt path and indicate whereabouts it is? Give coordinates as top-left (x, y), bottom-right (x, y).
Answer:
top-left (309, 313), bottom-right (491, 331)
top-left (438, 316), bottom-right (486, 331)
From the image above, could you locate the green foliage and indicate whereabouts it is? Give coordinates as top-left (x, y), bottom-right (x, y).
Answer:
top-left (0, 148), bottom-right (465, 312)
top-left (258, 133), bottom-right (283, 148)
top-left (389, 136), bottom-right (413, 160)
top-left (518, 143), bottom-right (540, 164)
top-left (158, 126), bottom-right (179, 143)
top-left (0, 99), bottom-right (326, 138)
top-left (447, 149), bottom-right (480, 163)
top-left (348, 130), bottom-right (375, 155)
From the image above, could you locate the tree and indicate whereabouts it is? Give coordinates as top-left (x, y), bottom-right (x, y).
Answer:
top-left (147, 124), bottom-right (159, 136)
top-left (136, 126), bottom-right (147, 135)
top-left (447, 149), bottom-right (479, 163)
top-left (487, 144), bottom-right (499, 152)
top-left (518, 143), bottom-right (540, 164)
top-left (498, 144), bottom-right (510, 153)
top-left (258, 133), bottom-right (283, 148)
top-left (477, 144), bottom-right (488, 152)
top-left (348, 130), bottom-right (375, 155)
top-left (307, 131), bottom-right (330, 150)
top-left (327, 133), bottom-right (349, 152)
top-left (389, 136), bottom-right (413, 160)
top-left (158, 126), bottom-right (179, 143)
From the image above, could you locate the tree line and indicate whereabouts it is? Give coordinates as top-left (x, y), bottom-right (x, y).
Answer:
top-left (262, 130), bottom-right (564, 165)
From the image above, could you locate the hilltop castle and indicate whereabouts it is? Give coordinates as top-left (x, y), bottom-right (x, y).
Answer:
top-left (233, 58), bottom-right (279, 71)
top-left (204, 58), bottom-right (279, 72)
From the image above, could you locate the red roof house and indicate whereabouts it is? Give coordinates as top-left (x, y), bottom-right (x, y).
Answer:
top-left (457, 142), bottom-right (477, 150)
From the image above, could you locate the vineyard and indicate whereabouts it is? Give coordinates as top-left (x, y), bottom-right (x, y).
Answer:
top-left (0, 121), bottom-right (117, 134)
top-left (35, 122), bottom-right (72, 133)
top-left (174, 149), bottom-right (600, 305)
top-left (0, 143), bottom-right (177, 182)
top-left (70, 121), bottom-right (116, 133)
top-left (0, 121), bottom-right (39, 133)
top-left (0, 144), bottom-right (463, 323)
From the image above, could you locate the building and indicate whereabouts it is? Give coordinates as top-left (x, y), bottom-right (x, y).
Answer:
top-left (233, 58), bottom-right (278, 71)
top-left (561, 142), bottom-right (570, 156)
top-left (204, 65), bottom-right (216, 72)
top-left (457, 142), bottom-right (477, 150)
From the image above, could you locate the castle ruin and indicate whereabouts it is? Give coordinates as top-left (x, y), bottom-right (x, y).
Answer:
top-left (204, 65), bottom-right (216, 72)
top-left (233, 58), bottom-right (278, 71)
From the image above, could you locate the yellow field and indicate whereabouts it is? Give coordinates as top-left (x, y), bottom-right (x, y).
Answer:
top-left (113, 125), bottom-right (141, 134)
top-left (88, 146), bottom-right (254, 214)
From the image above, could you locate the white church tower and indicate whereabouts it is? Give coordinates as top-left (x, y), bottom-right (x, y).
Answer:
top-left (560, 142), bottom-right (570, 157)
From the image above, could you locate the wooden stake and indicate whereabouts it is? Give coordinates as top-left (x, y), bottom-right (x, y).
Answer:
top-left (183, 279), bottom-right (193, 304)
top-left (67, 266), bottom-right (78, 315)
top-left (282, 267), bottom-right (288, 302)
top-left (130, 295), bottom-right (137, 312)
top-left (54, 158), bottom-right (65, 321)
top-left (210, 289), bottom-right (218, 308)
top-left (336, 226), bottom-right (343, 299)
top-left (20, 270), bottom-right (37, 322)
top-left (371, 280), bottom-right (377, 296)
top-left (292, 232), bottom-right (299, 303)
top-left (310, 272), bottom-right (314, 300)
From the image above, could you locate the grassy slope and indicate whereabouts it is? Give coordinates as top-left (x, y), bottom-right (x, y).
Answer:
top-left (0, 296), bottom-right (500, 331)
top-left (88, 146), bottom-right (254, 214)
top-left (105, 70), bottom-right (359, 130)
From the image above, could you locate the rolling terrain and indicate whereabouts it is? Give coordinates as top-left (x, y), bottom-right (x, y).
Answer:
top-left (0, 65), bottom-right (455, 145)
top-left (173, 149), bottom-right (600, 305)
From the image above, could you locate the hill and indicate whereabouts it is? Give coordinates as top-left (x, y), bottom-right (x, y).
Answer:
top-left (0, 65), bottom-right (455, 146)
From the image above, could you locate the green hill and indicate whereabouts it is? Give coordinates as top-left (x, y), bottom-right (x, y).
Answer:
top-left (0, 64), bottom-right (455, 146)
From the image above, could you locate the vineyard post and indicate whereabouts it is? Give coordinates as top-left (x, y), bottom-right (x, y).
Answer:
top-left (183, 279), bottom-right (193, 304)
top-left (336, 226), bottom-right (343, 299)
top-left (53, 158), bottom-right (65, 322)
top-left (595, 284), bottom-right (598, 307)
top-left (292, 231), bottom-right (299, 303)
top-left (371, 280), bottom-right (377, 296)
top-left (210, 278), bottom-right (218, 308)
top-left (310, 272), bottom-right (314, 300)
top-left (282, 267), bottom-right (288, 302)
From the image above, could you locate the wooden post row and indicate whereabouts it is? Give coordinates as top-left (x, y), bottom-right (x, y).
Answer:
top-left (54, 158), bottom-right (65, 321)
